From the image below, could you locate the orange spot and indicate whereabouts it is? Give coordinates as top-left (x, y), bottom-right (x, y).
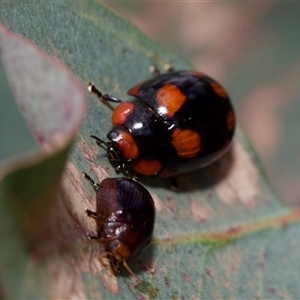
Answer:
top-left (112, 102), bottom-right (134, 125)
top-left (115, 130), bottom-right (138, 160)
top-left (128, 82), bottom-right (144, 97)
top-left (210, 82), bottom-right (228, 98)
top-left (134, 159), bottom-right (162, 175)
top-left (171, 128), bottom-right (201, 158)
top-left (226, 110), bottom-right (235, 131)
top-left (156, 84), bottom-right (186, 117)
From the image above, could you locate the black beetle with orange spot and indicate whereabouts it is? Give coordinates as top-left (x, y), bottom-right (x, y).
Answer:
top-left (89, 70), bottom-right (235, 177)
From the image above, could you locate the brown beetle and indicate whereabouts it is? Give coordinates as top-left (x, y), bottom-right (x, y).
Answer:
top-left (83, 173), bottom-right (155, 276)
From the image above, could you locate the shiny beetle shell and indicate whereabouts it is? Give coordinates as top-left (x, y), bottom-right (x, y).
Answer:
top-left (86, 176), bottom-right (155, 276)
top-left (94, 70), bottom-right (235, 177)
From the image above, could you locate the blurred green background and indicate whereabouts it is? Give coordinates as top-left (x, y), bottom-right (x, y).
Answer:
top-left (106, 2), bottom-right (300, 206)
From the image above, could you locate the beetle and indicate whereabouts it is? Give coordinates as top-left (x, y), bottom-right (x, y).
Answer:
top-left (83, 173), bottom-right (155, 276)
top-left (89, 69), bottom-right (235, 177)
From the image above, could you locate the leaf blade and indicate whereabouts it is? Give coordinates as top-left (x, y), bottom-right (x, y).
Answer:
top-left (0, 1), bottom-right (299, 299)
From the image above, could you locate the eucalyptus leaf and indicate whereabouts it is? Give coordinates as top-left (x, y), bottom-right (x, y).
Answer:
top-left (0, 1), bottom-right (299, 299)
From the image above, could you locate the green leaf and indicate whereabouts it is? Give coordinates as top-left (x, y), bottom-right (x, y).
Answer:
top-left (1, 1), bottom-right (300, 299)
top-left (0, 50), bottom-right (37, 160)
top-left (0, 19), bottom-right (86, 299)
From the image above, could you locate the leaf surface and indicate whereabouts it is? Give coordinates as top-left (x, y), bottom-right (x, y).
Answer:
top-left (0, 1), bottom-right (299, 299)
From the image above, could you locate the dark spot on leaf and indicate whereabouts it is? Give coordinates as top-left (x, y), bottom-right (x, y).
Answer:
top-left (207, 191), bottom-right (213, 199)
top-left (227, 226), bottom-right (240, 235)
top-left (128, 282), bottom-right (135, 292)
top-left (182, 273), bottom-right (191, 283)
top-left (166, 195), bottom-right (175, 212)
top-left (206, 269), bottom-right (213, 278)
top-left (136, 294), bottom-right (146, 300)
top-left (32, 129), bottom-right (45, 145)
top-left (268, 287), bottom-right (276, 293)
top-left (164, 277), bottom-right (170, 288)
top-left (258, 261), bottom-right (264, 269)
top-left (139, 263), bottom-right (148, 272)
top-left (164, 237), bottom-right (174, 243)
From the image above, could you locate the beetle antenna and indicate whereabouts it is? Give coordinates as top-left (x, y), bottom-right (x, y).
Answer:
top-left (91, 135), bottom-right (107, 147)
top-left (88, 83), bottom-right (122, 103)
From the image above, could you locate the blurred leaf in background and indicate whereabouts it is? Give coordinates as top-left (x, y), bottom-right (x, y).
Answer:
top-left (0, 20), bottom-right (86, 299)
top-left (0, 48), bottom-right (37, 160)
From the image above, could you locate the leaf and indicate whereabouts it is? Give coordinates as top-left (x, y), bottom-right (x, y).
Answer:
top-left (0, 49), bottom-right (37, 160)
top-left (0, 21), bottom-right (86, 299)
top-left (1, 1), bottom-right (300, 299)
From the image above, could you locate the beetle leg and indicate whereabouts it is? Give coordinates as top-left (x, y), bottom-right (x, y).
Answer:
top-left (86, 209), bottom-right (98, 219)
top-left (100, 252), bottom-right (119, 276)
top-left (170, 177), bottom-right (179, 191)
top-left (123, 260), bottom-right (137, 278)
top-left (110, 257), bottom-right (120, 275)
top-left (99, 253), bottom-right (117, 275)
top-left (88, 83), bottom-right (122, 103)
top-left (125, 169), bottom-right (138, 181)
top-left (82, 172), bottom-right (100, 189)
top-left (149, 65), bottom-right (160, 77)
top-left (86, 232), bottom-right (99, 240)
top-left (131, 173), bottom-right (139, 181)
top-left (121, 161), bottom-right (129, 176)
top-left (102, 94), bottom-right (122, 103)
top-left (164, 63), bottom-right (175, 72)
top-left (115, 165), bottom-right (122, 173)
